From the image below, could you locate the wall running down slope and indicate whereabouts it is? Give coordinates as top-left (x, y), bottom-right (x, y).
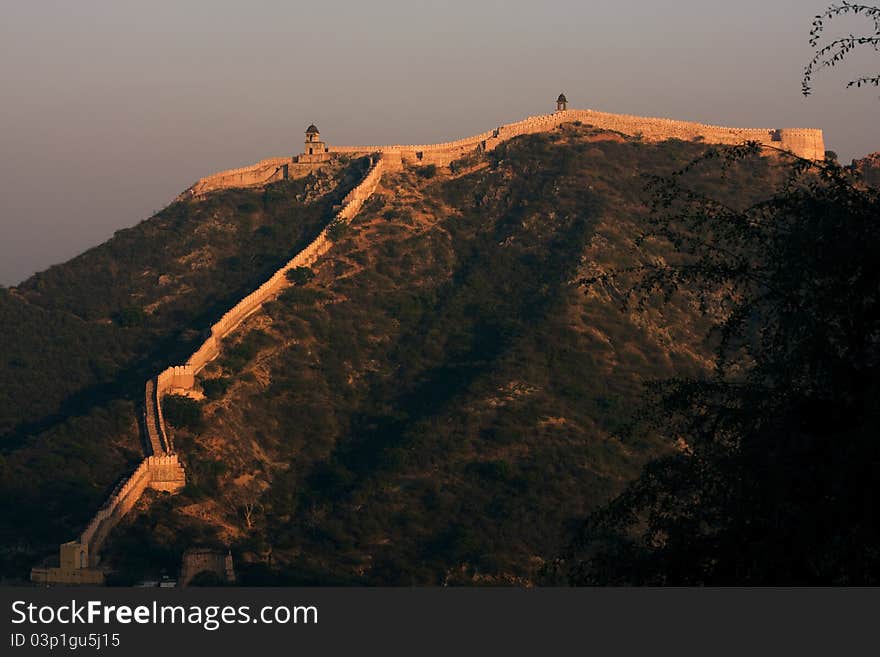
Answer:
top-left (32, 156), bottom-right (385, 585)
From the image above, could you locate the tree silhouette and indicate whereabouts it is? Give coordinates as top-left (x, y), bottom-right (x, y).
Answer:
top-left (559, 3), bottom-right (880, 585)
top-left (803, 3), bottom-right (880, 95)
top-left (565, 145), bottom-right (880, 584)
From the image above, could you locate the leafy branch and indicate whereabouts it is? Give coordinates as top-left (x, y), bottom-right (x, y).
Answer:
top-left (803, 2), bottom-right (880, 95)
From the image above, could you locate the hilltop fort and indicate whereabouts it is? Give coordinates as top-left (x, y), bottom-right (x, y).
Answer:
top-left (32, 95), bottom-right (824, 584)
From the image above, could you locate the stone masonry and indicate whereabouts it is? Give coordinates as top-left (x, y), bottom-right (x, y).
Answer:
top-left (186, 99), bottom-right (824, 197)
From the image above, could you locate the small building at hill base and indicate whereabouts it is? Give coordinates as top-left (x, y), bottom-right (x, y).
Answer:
top-left (180, 548), bottom-right (236, 587)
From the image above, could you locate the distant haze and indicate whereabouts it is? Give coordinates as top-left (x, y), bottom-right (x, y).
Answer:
top-left (1, 0), bottom-right (877, 286)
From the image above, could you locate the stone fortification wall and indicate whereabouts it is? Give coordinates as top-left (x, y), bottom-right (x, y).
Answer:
top-left (32, 455), bottom-right (185, 583)
top-left (35, 154), bottom-right (385, 584)
top-left (181, 107), bottom-right (823, 198)
top-left (330, 128), bottom-right (497, 167)
top-left (78, 455), bottom-right (185, 563)
top-left (562, 110), bottom-right (825, 159)
top-left (181, 158), bottom-right (326, 198)
top-left (154, 365), bottom-right (196, 452)
top-left (157, 365), bottom-right (196, 392)
top-left (330, 109), bottom-right (825, 163)
top-left (154, 156), bottom-right (383, 461)
top-left (180, 156), bottom-right (384, 375)
top-left (78, 460), bottom-right (152, 562)
top-left (143, 379), bottom-right (165, 455)
top-left (183, 157), bottom-right (292, 197)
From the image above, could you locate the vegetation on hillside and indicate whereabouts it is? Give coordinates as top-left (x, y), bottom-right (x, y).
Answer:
top-left (561, 144), bottom-right (880, 584)
top-left (104, 126), bottom-right (788, 585)
top-left (8, 122), bottom-right (865, 586)
top-left (0, 158), bottom-right (371, 579)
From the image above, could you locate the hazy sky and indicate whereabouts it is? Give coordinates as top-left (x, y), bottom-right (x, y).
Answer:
top-left (1, 0), bottom-right (877, 286)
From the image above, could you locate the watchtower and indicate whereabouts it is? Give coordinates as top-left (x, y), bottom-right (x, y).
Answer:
top-left (556, 93), bottom-right (568, 112)
top-left (300, 124), bottom-right (330, 163)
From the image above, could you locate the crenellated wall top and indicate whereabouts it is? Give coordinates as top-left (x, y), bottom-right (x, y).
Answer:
top-left (185, 107), bottom-right (824, 193)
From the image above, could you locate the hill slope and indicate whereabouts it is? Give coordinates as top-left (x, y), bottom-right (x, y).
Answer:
top-left (0, 157), bottom-right (370, 579)
top-left (104, 125), bottom-right (778, 585)
top-left (2, 123), bottom-right (791, 584)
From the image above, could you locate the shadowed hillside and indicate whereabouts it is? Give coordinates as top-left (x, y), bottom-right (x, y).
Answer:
top-left (3, 123), bottom-right (815, 584)
top-left (0, 157), bottom-right (371, 579)
top-left (99, 125), bottom-right (787, 585)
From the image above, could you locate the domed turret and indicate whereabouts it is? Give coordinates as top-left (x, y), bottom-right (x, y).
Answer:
top-left (300, 123), bottom-right (330, 162)
top-left (556, 93), bottom-right (568, 112)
